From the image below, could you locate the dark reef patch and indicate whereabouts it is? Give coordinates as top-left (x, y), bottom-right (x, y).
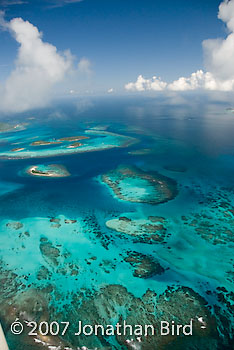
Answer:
top-left (123, 251), bottom-right (165, 278)
top-left (182, 188), bottom-right (234, 245)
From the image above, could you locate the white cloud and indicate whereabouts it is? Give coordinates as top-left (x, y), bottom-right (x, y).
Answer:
top-left (0, 13), bottom-right (74, 112)
top-left (77, 57), bottom-right (92, 75)
top-left (107, 88), bottom-right (114, 93)
top-left (59, 0), bottom-right (83, 3)
top-left (0, 1), bottom-right (27, 7)
top-left (125, 0), bottom-right (234, 93)
top-left (202, 0), bottom-right (234, 81)
top-left (48, 0), bottom-right (83, 8)
top-left (168, 70), bottom-right (234, 91)
top-left (126, 70), bottom-right (234, 93)
top-left (0, 0), bottom-right (84, 9)
top-left (125, 75), bottom-right (167, 92)
top-left (218, 0), bottom-right (234, 33)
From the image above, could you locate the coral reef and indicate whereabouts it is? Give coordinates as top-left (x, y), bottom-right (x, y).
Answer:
top-left (106, 215), bottom-right (169, 243)
top-left (182, 188), bottom-right (234, 245)
top-left (101, 165), bottom-right (178, 205)
top-left (64, 284), bottom-right (226, 350)
top-left (123, 251), bottom-right (165, 278)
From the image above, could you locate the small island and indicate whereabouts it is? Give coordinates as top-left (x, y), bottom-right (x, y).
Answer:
top-left (30, 140), bottom-right (62, 146)
top-left (11, 148), bottom-right (25, 152)
top-left (66, 142), bottom-right (83, 148)
top-left (26, 164), bottom-right (70, 177)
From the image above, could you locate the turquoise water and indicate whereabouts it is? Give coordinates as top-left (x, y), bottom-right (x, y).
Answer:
top-left (0, 98), bottom-right (234, 349)
top-left (0, 128), bottom-right (136, 159)
top-left (119, 178), bottom-right (150, 198)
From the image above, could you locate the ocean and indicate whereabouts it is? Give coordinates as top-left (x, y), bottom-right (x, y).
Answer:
top-left (0, 95), bottom-right (233, 349)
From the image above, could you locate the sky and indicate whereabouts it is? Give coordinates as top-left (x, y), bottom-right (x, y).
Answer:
top-left (0, 0), bottom-right (233, 112)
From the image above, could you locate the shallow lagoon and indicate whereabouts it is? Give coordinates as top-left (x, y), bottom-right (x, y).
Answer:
top-left (0, 97), bottom-right (234, 349)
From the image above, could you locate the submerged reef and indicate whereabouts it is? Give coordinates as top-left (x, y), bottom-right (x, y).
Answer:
top-left (123, 251), bottom-right (165, 278)
top-left (39, 236), bottom-right (80, 276)
top-left (0, 286), bottom-right (73, 350)
top-left (101, 165), bottom-right (178, 205)
top-left (63, 284), bottom-right (229, 350)
top-left (1, 270), bottom-right (231, 350)
top-left (57, 135), bottom-right (90, 142)
top-left (39, 237), bottom-right (61, 267)
top-left (26, 164), bottom-right (70, 177)
top-left (6, 221), bottom-right (24, 230)
top-left (106, 215), bottom-right (169, 243)
top-left (182, 187), bottom-right (234, 245)
top-left (0, 209), bottom-right (233, 349)
top-left (128, 148), bottom-right (152, 155)
top-left (163, 164), bottom-right (187, 173)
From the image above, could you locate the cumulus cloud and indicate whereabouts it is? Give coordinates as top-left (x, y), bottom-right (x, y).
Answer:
top-left (77, 57), bottom-right (92, 75)
top-left (125, 75), bottom-right (167, 92)
top-left (203, 0), bottom-right (234, 81)
top-left (0, 13), bottom-right (74, 112)
top-left (168, 70), bottom-right (234, 91)
top-left (125, 0), bottom-right (234, 92)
